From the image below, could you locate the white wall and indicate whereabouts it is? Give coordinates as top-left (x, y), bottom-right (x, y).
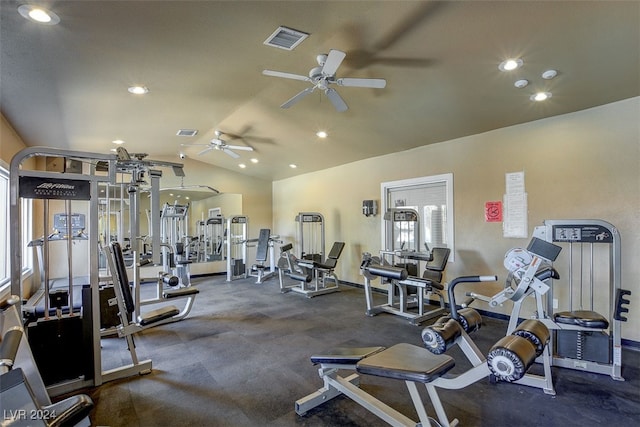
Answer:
top-left (273, 97), bottom-right (640, 342)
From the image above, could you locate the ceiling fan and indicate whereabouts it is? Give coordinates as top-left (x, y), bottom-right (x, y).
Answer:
top-left (181, 130), bottom-right (254, 159)
top-left (262, 49), bottom-right (386, 112)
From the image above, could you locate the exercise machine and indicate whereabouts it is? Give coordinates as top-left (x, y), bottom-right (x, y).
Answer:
top-left (10, 147), bottom-right (197, 395)
top-left (469, 221), bottom-right (631, 381)
top-left (278, 212), bottom-right (344, 297)
top-left (248, 229), bottom-right (282, 284)
top-left (278, 241), bottom-right (345, 297)
top-left (23, 213), bottom-right (88, 319)
top-left (295, 212), bottom-right (325, 263)
top-left (99, 242), bottom-right (199, 380)
top-left (194, 215), bottom-right (224, 262)
top-left (9, 147), bottom-right (117, 396)
top-left (296, 271), bottom-right (553, 427)
top-left (360, 248), bottom-right (448, 325)
top-left (535, 220), bottom-right (630, 380)
top-left (226, 215), bottom-right (249, 281)
top-left (363, 208), bottom-right (445, 324)
top-left (1, 294), bottom-right (94, 426)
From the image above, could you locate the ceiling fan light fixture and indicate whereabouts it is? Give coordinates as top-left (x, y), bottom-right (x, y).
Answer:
top-left (499, 58), bottom-right (523, 72)
top-left (18, 4), bottom-right (60, 25)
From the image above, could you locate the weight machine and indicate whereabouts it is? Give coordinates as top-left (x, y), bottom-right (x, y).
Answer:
top-left (296, 272), bottom-right (553, 427)
top-left (193, 216), bottom-right (224, 262)
top-left (360, 209), bottom-right (446, 325)
top-left (247, 229), bottom-right (282, 284)
top-left (468, 220), bottom-right (631, 382)
top-left (278, 212), bottom-right (343, 297)
top-left (295, 212), bottom-right (325, 263)
top-left (10, 147), bottom-right (116, 396)
top-left (226, 215), bottom-right (248, 281)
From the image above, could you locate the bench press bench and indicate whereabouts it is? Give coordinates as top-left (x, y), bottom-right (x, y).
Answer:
top-left (297, 272), bottom-right (553, 426)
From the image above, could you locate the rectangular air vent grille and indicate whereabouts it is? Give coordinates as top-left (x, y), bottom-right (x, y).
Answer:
top-left (176, 129), bottom-right (198, 137)
top-left (263, 26), bottom-right (309, 51)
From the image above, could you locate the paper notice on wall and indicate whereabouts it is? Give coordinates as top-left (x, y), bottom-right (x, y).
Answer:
top-left (503, 171), bottom-right (528, 238)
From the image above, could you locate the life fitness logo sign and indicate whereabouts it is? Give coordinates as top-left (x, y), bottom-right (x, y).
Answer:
top-left (19, 176), bottom-right (91, 200)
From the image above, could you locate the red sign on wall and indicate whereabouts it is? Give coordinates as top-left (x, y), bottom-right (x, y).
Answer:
top-left (485, 201), bottom-right (503, 222)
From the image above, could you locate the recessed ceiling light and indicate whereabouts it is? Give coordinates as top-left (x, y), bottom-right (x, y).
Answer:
top-left (250, 158), bottom-right (259, 163)
top-left (289, 164), bottom-right (297, 169)
top-left (112, 139), bottom-right (125, 145)
top-left (498, 58), bottom-right (523, 72)
top-left (128, 86), bottom-right (149, 95)
top-left (238, 163), bottom-right (246, 169)
top-left (18, 5), bottom-right (60, 25)
top-left (514, 79), bottom-right (529, 89)
top-left (530, 92), bottom-right (552, 102)
top-left (316, 131), bottom-right (328, 138)
top-left (541, 69), bottom-right (558, 80)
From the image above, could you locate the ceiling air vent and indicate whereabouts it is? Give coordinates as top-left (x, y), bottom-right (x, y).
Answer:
top-left (263, 26), bottom-right (309, 51)
top-left (176, 129), bottom-right (198, 137)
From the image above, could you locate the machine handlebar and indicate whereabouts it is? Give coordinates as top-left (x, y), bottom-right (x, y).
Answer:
top-left (0, 327), bottom-right (23, 374)
top-left (448, 275), bottom-right (498, 322)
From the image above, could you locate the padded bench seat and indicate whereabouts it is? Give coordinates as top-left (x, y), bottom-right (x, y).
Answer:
top-left (553, 310), bottom-right (609, 329)
top-left (163, 287), bottom-right (200, 299)
top-left (138, 306), bottom-right (180, 326)
top-left (311, 347), bottom-right (385, 365)
top-left (356, 343), bottom-right (455, 383)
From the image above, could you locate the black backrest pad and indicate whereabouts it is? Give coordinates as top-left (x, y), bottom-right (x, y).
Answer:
top-left (110, 242), bottom-right (135, 315)
top-left (328, 242), bottom-right (345, 260)
top-left (425, 247), bottom-right (450, 272)
top-left (256, 229), bottom-right (271, 262)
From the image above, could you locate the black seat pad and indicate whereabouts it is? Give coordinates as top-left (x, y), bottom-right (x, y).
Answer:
top-left (356, 343), bottom-right (455, 383)
top-left (138, 306), bottom-right (180, 326)
top-left (163, 287), bottom-right (199, 299)
top-left (311, 347), bottom-right (385, 365)
top-left (554, 310), bottom-right (609, 329)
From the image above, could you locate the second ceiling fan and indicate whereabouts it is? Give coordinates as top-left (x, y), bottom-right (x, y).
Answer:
top-left (182, 130), bottom-right (254, 159)
top-left (262, 49), bottom-right (386, 112)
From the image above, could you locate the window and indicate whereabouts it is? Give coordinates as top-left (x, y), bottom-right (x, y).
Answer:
top-left (0, 162), bottom-right (9, 287)
top-left (381, 173), bottom-right (454, 261)
top-left (0, 160), bottom-right (33, 292)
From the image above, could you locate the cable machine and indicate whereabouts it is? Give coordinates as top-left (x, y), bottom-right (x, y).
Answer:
top-left (295, 212), bottom-right (325, 262)
top-left (10, 147), bottom-right (117, 396)
top-left (226, 215), bottom-right (248, 281)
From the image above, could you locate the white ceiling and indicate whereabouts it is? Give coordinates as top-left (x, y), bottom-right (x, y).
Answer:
top-left (1, 1), bottom-right (638, 182)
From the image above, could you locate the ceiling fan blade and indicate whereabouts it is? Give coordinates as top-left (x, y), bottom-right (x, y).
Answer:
top-left (281, 86), bottom-right (315, 109)
top-left (324, 88), bottom-right (348, 112)
top-left (262, 69), bottom-right (310, 82)
top-left (337, 77), bottom-right (387, 89)
top-left (198, 147), bottom-right (214, 156)
top-left (222, 148), bottom-right (240, 159)
top-left (322, 49), bottom-right (346, 76)
top-left (226, 145), bottom-right (254, 152)
top-left (181, 143), bottom-right (210, 147)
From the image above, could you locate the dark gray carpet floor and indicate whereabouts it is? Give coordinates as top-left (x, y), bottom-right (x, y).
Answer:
top-left (88, 274), bottom-right (640, 426)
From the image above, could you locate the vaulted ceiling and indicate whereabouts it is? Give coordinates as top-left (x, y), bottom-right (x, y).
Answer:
top-left (1, 1), bottom-right (638, 181)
